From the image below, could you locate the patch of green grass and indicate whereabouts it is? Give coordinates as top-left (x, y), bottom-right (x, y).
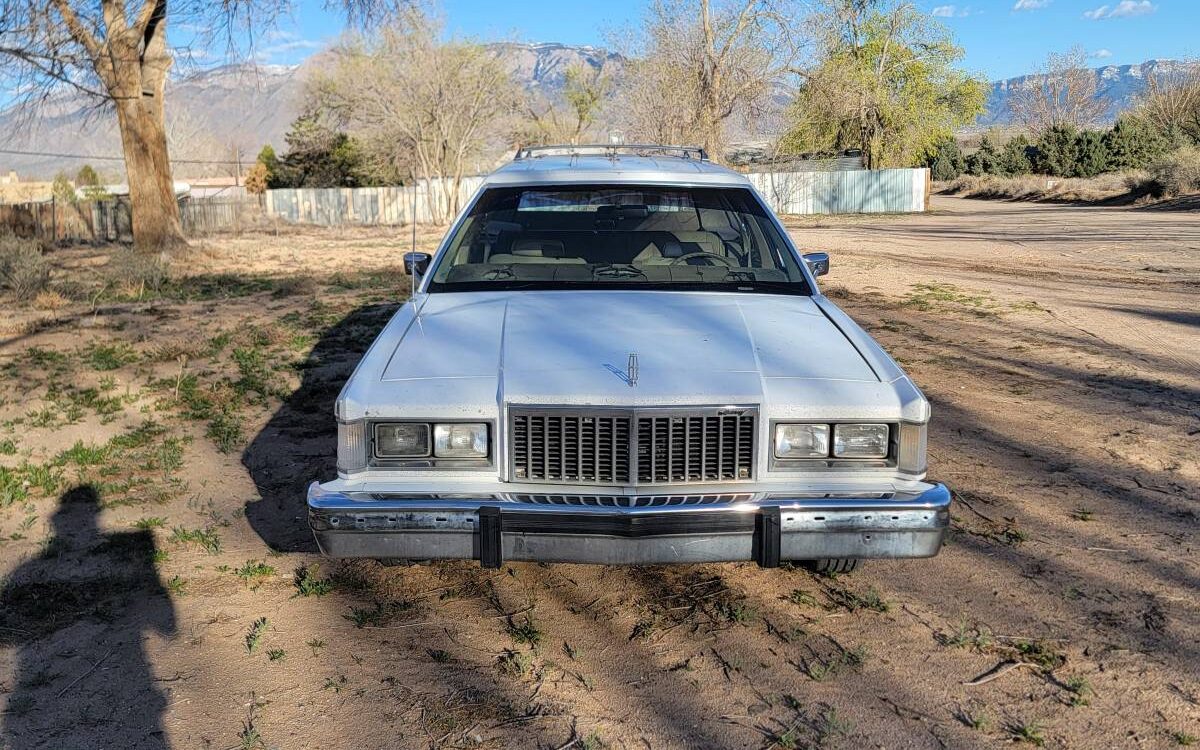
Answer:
top-left (824, 584), bottom-right (890, 613)
top-left (940, 618), bottom-right (994, 651)
top-left (629, 618), bottom-right (655, 641)
top-left (293, 564), bottom-right (334, 597)
top-left (1064, 676), bottom-right (1092, 707)
top-left (322, 675), bottom-right (347, 692)
top-left (817, 708), bottom-right (853, 743)
top-left (152, 549), bottom-right (170, 564)
top-left (307, 639), bottom-right (326, 657)
top-left (506, 615), bottom-right (543, 647)
top-left (1172, 731), bottom-right (1199, 746)
top-left (580, 733), bottom-right (606, 750)
top-left (427, 648), bottom-right (451, 663)
top-left (903, 282), bottom-right (996, 315)
top-left (1008, 720), bottom-right (1046, 746)
top-left (83, 342), bottom-right (138, 371)
top-left (267, 649), bottom-right (286, 663)
top-left (1014, 640), bottom-right (1066, 671)
top-left (234, 560), bottom-right (276, 587)
top-left (802, 645), bottom-right (868, 682)
top-left (245, 617), bottom-right (269, 654)
top-left (170, 526), bottom-right (222, 555)
top-left (718, 600), bottom-right (758, 625)
top-left (0, 438), bottom-right (15, 455)
top-left (496, 649), bottom-right (533, 677)
top-left (167, 576), bottom-right (187, 596)
top-left (343, 600), bottom-right (415, 628)
top-left (787, 589), bottom-right (818, 607)
top-left (135, 517), bottom-right (168, 529)
top-left (1071, 507), bottom-right (1094, 521)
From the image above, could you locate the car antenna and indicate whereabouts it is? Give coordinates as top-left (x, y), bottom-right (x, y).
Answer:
top-left (410, 178), bottom-right (418, 313)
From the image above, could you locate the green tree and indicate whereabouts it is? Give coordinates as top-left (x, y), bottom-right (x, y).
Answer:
top-left (1103, 116), bottom-right (1172, 170)
top-left (998, 135), bottom-right (1034, 176)
top-left (783, 0), bottom-right (987, 169)
top-left (1035, 124), bottom-right (1080, 177)
top-left (75, 164), bottom-right (100, 187)
top-left (1073, 130), bottom-right (1111, 177)
top-left (255, 145), bottom-right (281, 188)
top-left (926, 136), bottom-right (965, 180)
top-left (51, 172), bottom-right (77, 203)
top-left (274, 115), bottom-right (380, 188)
top-left (964, 135), bottom-right (1000, 176)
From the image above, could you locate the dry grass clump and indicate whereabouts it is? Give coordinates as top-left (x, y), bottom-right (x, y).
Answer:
top-left (0, 228), bottom-right (51, 300)
top-left (32, 289), bottom-right (70, 311)
top-left (106, 247), bottom-right (171, 297)
top-left (1144, 146), bottom-right (1200, 197)
top-left (941, 173), bottom-right (1140, 203)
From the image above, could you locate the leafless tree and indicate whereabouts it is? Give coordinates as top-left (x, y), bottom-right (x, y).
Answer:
top-left (614, 0), bottom-right (804, 161)
top-left (0, 0), bottom-right (396, 252)
top-left (1138, 60), bottom-right (1200, 144)
top-left (520, 62), bottom-right (614, 146)
top-left (1007, 48), bottom-right (1110, 134)
top-left (308, 10), bottom-right (521, 224)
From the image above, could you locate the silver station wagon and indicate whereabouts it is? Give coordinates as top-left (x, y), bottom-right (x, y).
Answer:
top-left (307, 144), bottom-right (950, 573)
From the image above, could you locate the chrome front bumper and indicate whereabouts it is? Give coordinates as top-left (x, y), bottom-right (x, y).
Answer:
top-left (307, 482), bottom-right (952, 567)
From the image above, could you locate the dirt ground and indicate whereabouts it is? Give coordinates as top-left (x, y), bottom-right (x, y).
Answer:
top-left (0, 196), bottom-right (1197, 750)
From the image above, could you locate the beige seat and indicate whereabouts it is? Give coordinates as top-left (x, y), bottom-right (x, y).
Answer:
top-left (488, 238), bottom-right (586, 264)
top-left (632, 231), bottom-right (727, 265)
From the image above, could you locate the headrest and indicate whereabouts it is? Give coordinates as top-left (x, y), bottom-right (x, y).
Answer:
top-left (511, 238), bottom-right (565, 257)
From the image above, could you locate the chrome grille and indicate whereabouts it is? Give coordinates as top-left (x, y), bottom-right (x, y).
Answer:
top-left (636, 413), bottom-right (755, 483)
top-left (511, 412), bottom-right (631, 483)
top-left (509, 408), bottom-right (757, 486)
top-left (507, 493), bottom-right (753, 508)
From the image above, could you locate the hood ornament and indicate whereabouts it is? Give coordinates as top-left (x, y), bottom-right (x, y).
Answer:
top-left (604, 352), bottom-right (639, 387)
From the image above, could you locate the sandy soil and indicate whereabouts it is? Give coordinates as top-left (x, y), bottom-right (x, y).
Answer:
top-left (0, 196), bottom-right (1197, 750)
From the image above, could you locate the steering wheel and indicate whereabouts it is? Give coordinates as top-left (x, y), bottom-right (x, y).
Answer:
top-left (668, 251), bottom-right (736, 267)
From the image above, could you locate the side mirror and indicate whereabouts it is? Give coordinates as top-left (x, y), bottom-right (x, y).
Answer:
top-left (803, 251), bottom-right (830, 277)
top-left (403, 252), bottom-right (431, 277)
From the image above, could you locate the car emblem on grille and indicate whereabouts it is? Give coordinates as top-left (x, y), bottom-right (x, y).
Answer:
top-left (603, 353), bottom-right (639, 387)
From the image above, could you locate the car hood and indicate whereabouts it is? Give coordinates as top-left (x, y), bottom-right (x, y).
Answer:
top-left (377, 291), bottom-right (880, 407)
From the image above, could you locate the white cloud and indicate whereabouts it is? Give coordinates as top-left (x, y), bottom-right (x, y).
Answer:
top-left (1091, 48), bottom-right (1113, 59)
top-left (931, 4), bottom-right (971, 17)
top-left (1013, 0), bottom-right (1049, 9)
top-left (1084, 1), bottom-right (1155, 19)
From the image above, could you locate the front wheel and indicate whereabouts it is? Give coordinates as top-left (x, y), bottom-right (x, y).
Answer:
top-left (804, 558), bottom-right (859, 575)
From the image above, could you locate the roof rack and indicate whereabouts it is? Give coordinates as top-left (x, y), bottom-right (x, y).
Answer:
top-left (513, 144), bottom-right (710, 161)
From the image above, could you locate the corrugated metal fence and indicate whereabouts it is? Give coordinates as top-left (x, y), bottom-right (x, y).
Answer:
top-left (748, 169), bottom-right (928, 215)
top-left (2, 169), bottom-right (928, 243)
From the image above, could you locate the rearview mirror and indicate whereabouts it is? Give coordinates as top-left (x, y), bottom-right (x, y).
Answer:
top-left (404, 252), bottom-right (431, 277)
top-left (803, 251), bottom-right (830, 277)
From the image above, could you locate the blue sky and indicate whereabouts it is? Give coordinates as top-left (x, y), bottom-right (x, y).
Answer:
top-left (239, 0), bottom-right (1195, 81)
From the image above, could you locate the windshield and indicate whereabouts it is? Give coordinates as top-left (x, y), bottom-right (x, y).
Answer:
top-left (426, 185), bottom-right (811, 294)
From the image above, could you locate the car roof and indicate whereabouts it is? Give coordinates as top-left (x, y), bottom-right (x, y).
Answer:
top-left (484, 153), bottom-right (753, 188)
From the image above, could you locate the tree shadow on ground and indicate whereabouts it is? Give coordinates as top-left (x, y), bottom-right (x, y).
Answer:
top-left (0, 485), bottom-right (176, 749)
top-left (242, 301), bottom-right (401, 553)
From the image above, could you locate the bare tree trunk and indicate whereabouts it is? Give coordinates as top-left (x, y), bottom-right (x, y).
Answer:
top-left (115, 95), bottom-right (185, 253)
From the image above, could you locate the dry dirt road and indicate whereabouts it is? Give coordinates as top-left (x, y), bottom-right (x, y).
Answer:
top-left (0, 196), bottom-right (1196, 750)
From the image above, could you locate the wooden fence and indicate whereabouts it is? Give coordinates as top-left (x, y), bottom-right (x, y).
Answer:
top-left (1, 168), bottom-right (930, 243)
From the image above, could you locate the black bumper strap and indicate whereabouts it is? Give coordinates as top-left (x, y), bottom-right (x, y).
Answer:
top-left (755, 506), bottom-right (781, 568)
top-left (478, 506), bottom-right (503, 569)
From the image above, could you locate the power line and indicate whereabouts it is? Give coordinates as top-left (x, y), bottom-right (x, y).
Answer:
top-left (0, 147), bottom-right (242, 165)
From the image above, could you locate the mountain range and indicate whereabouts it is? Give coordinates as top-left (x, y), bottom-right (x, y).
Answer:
top-left (0, 45), bottom-right (1185, 179)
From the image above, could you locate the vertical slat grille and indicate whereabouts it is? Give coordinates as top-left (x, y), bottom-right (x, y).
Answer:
top-left (512, 409), bottom-right (754, 485)
top-left (636, 414), bottom-right (755, 483)
top-left (511, 413), bottom-right (629, 483)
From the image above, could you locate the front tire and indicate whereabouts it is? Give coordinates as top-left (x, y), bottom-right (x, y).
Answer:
top-left (805, 558), bottom-right (859, 575)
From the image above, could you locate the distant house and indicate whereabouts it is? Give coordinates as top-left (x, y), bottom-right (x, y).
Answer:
top-left (0, 170), bottom-right (56, 204)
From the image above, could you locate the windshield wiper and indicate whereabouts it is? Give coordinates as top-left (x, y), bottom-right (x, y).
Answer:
top-left (592, 263), bottom-right (647, 280)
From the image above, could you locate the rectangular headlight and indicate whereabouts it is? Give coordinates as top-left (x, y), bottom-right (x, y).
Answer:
top-left (374, 423), bottom-right (430, 457)
top-left (774, 424), bottom-right (830, 458)
top-left (337, 420), bottom-right (367, 473)
top-left (833, 424), bottom-right (889, 458)
top-left (434, 423), bottom-right (488, 458)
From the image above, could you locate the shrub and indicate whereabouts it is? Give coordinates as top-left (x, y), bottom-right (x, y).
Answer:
top-left (1104, 116), bottom-right (1173, 171)
top-left (107, 248), bottom-right (170, 297)
top-left (926, 137), bottom-right (965, 181)
top-left (1146, 146), bottom-right (1200, 197)
top-left (965, 135), bottom-right (1001, 176)
top-left (0, 228), bottom-right (51, 300)
top-left (1035, 125), bottom-right (1080, 177)
top-left (998, 135), bottom-right (1035, 176)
